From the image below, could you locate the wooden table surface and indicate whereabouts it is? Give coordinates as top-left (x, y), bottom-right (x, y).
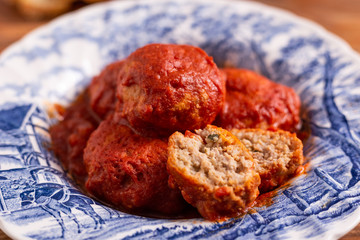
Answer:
top-left (0, 0), bottom-right (360, 239)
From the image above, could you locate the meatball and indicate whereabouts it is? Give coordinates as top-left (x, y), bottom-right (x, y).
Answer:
top-left (117, 44), bottom-right (225, 136)
top-left (89, 60), bottom-right (124, 119)
top-left (215, 68), bottom-right (301, 132)
top-left (167, 125), bottom-right (260, 221)
top-left (231, 128), bottom-right (304, 193)
top-left (84, 117), bottom-right (187, 215)
top-left (49, 91), bottom-right (98, 185)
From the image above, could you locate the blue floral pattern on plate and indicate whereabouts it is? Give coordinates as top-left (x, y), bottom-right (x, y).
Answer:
top-left (0, 0), bottom-right (360, 239)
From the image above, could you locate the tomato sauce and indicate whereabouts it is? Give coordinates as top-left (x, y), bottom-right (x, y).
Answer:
top-left (49, 44), bottom-right (305, 220)
top-left (49, 90), bottom-right (100, 186)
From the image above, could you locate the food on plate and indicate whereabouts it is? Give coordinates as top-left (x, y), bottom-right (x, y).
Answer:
top-left (83, 116), bottom-right (187, 214)
top-left (215, 68), bottom-right (301, 132)
top-left (49, 91), bottom-right (98, 185)
top-left (50, 43), bottom-right (304, 220)
top-left (231, 128), bottom-right (304, 193)
top-left (89, 60), bottom-right (124, 119)
top-left (167, 125), bottom-right (260, 221)
top-left (116, 44), bottom-right (225, 136)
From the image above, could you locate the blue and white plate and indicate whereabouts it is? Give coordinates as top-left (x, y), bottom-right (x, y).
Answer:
top-left (1, 0), bottom-right (360, 239)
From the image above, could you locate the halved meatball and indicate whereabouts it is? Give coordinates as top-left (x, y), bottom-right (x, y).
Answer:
top-left (215, 68), bottom-right (301, 132)
top-left (167, 125), bottom-right (260, 221)
top-left (231, 128), bottom-right (304, 193)
top-left (84, 116), bottom-right (187, 215)
top-left (117, 44), bottom-right (225, 136)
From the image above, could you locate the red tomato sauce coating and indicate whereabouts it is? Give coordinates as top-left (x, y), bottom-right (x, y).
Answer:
top-left (89, 60), bottom-right (124, 119)
top-left (84, 116), bottom-right (188, 214)
top-left (117, 44), bottom-right (225, 136)
top-left (49, 91), bottom-right (99, 185)
top-left (215, 68), bottom-right (301, 132)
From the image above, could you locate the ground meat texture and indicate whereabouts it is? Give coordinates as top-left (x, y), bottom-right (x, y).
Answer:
top-left (231, 128), bottom-right (304, 193)
top-left (167, 125), bottom-right (260, 221)
top-left (117, 44), bottom-right (225, 136)
top-left (84, 117), bottom-right (187, 215)
top-left (49, 91), bottom-right (98, 186)
top-left (215, 68), bottom-right (301, 132)
top-left (89, 60), bottom-right (124, 119)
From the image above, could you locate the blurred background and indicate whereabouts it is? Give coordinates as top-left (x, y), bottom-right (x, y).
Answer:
top-left (1, 0), bottom-right (360, 53)
top-left (0, 0), bottom-right (359, 239)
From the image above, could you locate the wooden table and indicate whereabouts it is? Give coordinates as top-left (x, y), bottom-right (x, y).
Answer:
top-left (0, 0), bottom-right (359, 239)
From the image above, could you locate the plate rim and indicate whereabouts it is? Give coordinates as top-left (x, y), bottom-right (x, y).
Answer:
top-left (2, 0), bottom-right (360, 65)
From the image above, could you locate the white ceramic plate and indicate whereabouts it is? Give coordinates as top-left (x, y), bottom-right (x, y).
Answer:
top-left (1, 0), bottom-right (360, 239)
